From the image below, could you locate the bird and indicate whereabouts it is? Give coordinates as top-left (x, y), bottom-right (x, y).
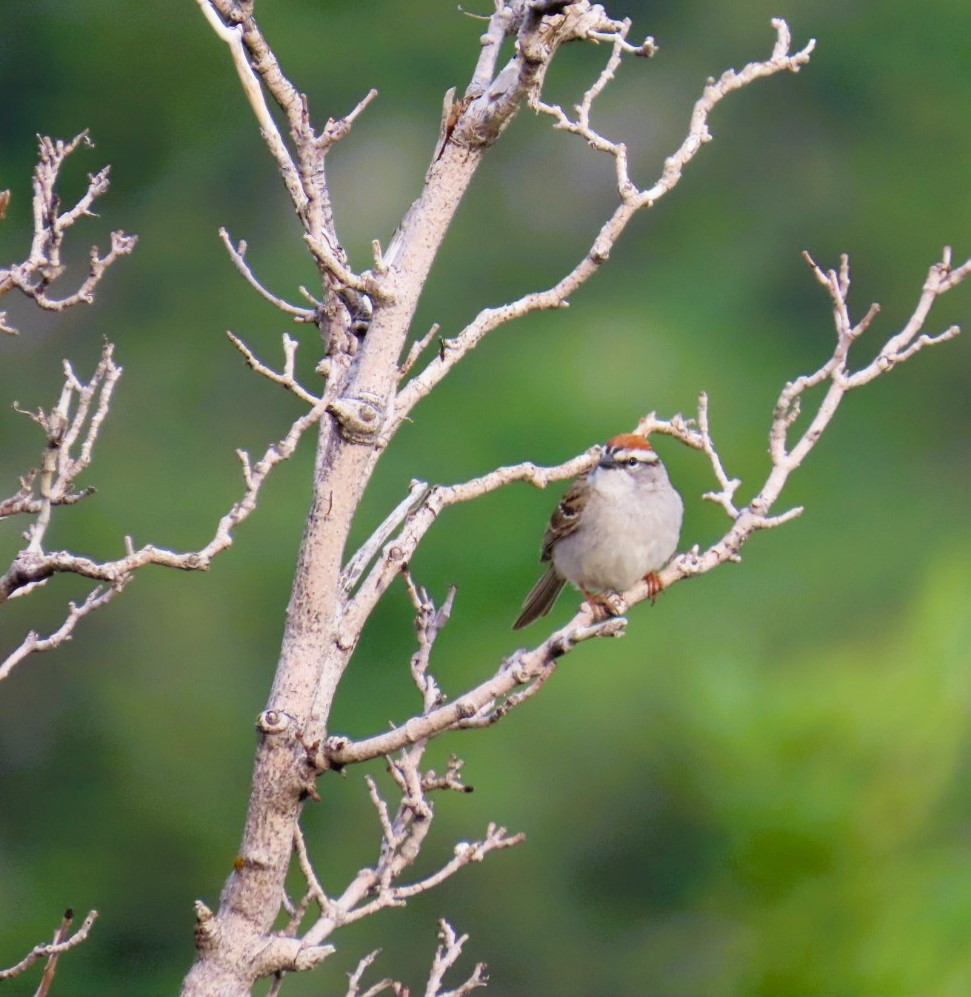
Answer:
top-left (512, 433), bottom-right (683, 629)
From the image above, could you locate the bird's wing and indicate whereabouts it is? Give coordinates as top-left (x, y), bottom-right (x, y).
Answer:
top-left (540, 476), bottom-right (587, 563)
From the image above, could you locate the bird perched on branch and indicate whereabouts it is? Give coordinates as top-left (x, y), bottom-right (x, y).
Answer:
top-left (513, 433), bottom-right (683, 629)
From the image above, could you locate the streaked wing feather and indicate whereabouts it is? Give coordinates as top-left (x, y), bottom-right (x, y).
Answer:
top-left (540, 477), bottom-right (587, 562)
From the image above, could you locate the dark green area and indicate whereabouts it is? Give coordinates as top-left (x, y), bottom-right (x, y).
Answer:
top-left (1, 2), bottom-right (970, 995)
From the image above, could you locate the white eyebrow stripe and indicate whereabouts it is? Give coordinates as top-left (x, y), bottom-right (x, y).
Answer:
top-left (611, 448), bottom-right (657, 462)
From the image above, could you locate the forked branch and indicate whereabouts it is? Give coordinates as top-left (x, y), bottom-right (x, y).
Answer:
top-left (0, 908), bottom-right (98, 985)
top-left (197, 0), bottom-right (381, 301)
top-left (176, 5), bottom-right (965, 995)
top-left (341, 919), bottom-right (485, 997)
top-left (219, 229), bottom-right (316, 322)
top-left (0, 133), bottom-right (136, 334)
top-left (395, 18), bottom-right (815, 422)
top-left (326, 245), bottom-right (966, 768)
top-left (1, 341), bottom-right (329, 679)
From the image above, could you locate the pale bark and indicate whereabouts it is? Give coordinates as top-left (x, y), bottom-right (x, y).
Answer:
top-left (4, 4), bottom-right (967, 995)
top-left (182, 3), bottom-right (608, 993)
top-left (177, 5), bottom-right (964, 994)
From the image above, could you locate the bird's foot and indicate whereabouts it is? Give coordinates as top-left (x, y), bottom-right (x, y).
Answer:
top-left (643, 571), bottom-right (664, 605)
top-left (582, 589), bottom-right (627, 621)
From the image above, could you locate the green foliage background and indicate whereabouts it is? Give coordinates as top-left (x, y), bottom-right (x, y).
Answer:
top-left (1, 2), bottom-right (970, 995)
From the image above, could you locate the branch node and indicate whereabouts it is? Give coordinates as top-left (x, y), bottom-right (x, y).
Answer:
top-left (327, 392), bottom-right (386, 443)
top-left (257, 710), bottom-right (293, 735)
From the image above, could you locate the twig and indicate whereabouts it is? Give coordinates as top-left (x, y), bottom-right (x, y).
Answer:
top-left (0, 582), bottom-right (129, 682)
top-left (318, 89), bottom-right (380, 152)
top-left (304, 232), bottom-right (386, 299)
top-left (300, 582), bottom-right (522, 947)
top-left (395, 19), bottom-right (815, 423)
top-left (398, 323), bottom-right (442, 377)
top-left (1, 391), bottom-right (326, 597)
top-left (197, 1), bottom-right (381, 299)
top-left (15, 343), bottom-right (122, 555)
top-left (325, 614), bottom-right (618, 767)
top-left (195, 1), bottom-right (307, 215)
top-left (0, 134), bottom-right (136, 332)
top-left (218, 229), bottom-right (316, 321)
top-left (341, 480), bottom-right (431, 597)
top-left (0, 909), bottom-right (98, 983)
top-left (403, 573), bottom-right (456, 713)
top-left (345, 950), bottom-right (404, 997)
top-left (635, 395), bottom-right (741, 518)
top-left (656, 247), bottom-right (969, 584)
top-left (34, 907), bottom-right (75, 997)
top-left (339, 450), bottom-right (599, 647)
top-left (467, 3), bottom-right (519, 97)
top-left (327, 242), bottom-right (967, 766)
top-left (425, 920), bottom-right (487, 997)
top-left (315, 823), bottom-right (523, 935)
top-left (226, 331), bottom-right (320, 404)
top-left (1, 345), bottom-right (330, 673)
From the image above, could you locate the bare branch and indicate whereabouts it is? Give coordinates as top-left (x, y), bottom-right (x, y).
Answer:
top-left (1, 392), bottom-right (326, 597)
top-left (226, 331), bottom-right (320, 404)
top-left (770, 249), bottom-right (969, 473)
top-left (298, 771), bottom-right (523, 946)
top-left (13, 343), bottom-right (122, 555)
top-left (0, 581), bottom-right (129, 682)
top-left (195, 2), bottom-right (307, 215)
top-left (317, 88), bottom-right (380, 153)
top-left (531, 14), bottom-right (654, 191)
top-left (197, 0), bottom-right (380, 304)
top-left (467, 3), bottom-right (519, 96)
top-left (425, 920), bottom-right (487, 997)
top-left (398, 323), bottom-right (441, 378)
top-left (641, 19), bottom-right (814, 207)
top-left (326, 611), bottom-right (622, 768)
top-left (0, 482), bottom-right (95, 519)
top-left (218, 229), bottom-right (316, 321)
top-left (0, 134), bottom-right (136, 332)
top-left (342, 921), bottom-right (486, 997)
top-left (304, 232), bottom-right (386, 300)
top-left (660, 247), bottom-right (968, 590)
top-left (389, 824), bottom-right (525, 907)
top-left (294, 580), bottom-right (521, 954)
top-left (33, 907), bottom-right (89, 997)
top-left (1, 340), bottom-right (329, 671)
top-left (403, 572), bottom-right (456, 713)
top-left (338, 449), bottom-right (598, 647)
top-left (341, 481), bottom-right (431, 598)
top-left (0, 909), bottom-right (98, 983)
top-left (327, 239), bottom-right (967, 768)
top-left (345, 950), bottom-right (404, 997)
top-left (395, 19), bottom-right (815, 423)
top-left (452, 657), bottom-right (560, 731)
top-left (321, 823), bottom-right (524, 934)
top-left (636, 395), bottom-right (742, 518)
top-left (277, 821), bottom-right (336, 946)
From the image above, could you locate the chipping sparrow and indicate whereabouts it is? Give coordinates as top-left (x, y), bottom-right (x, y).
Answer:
top-left (512, 433), bottom-right (683, 629)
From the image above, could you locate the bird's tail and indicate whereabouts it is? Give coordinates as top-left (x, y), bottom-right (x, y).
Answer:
top-left (512, 567), bottom-right (566, 630)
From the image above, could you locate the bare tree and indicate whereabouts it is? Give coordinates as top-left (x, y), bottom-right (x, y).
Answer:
top-left (2, 3), bottom-right (967, 995)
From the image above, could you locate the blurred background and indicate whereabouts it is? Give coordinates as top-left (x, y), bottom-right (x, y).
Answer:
top-left (1, 1), bottom-right (970, 994)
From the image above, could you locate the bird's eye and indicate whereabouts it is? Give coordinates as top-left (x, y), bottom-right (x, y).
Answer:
top-left (627, 457), bottom-right (639, 467)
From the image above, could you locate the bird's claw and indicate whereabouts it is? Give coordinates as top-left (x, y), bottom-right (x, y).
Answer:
top-left (583, 590), bottom-right (627, 621)
top-left (643, 571), bottom-right (664, 604)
